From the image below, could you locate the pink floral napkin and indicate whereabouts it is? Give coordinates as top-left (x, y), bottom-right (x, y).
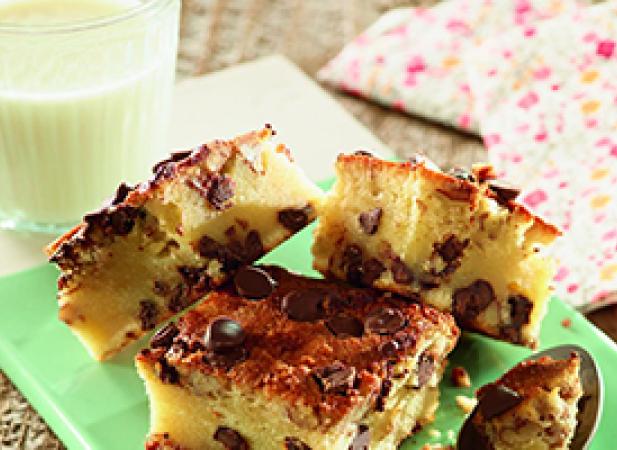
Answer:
top-left (467, 1), bottom-right (617, 311)
top-left (318, 0), bottom-right (576, 132)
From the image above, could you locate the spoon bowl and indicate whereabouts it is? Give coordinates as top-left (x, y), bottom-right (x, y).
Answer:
top-left (457, 344), bottom-right (603, 450)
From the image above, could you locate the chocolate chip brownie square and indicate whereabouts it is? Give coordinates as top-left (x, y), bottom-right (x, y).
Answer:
top-left (312, 153), bottom-right (560, 347)
top-left (47, 127), bottom-right (323, 360)
top-left (459, 354), bottom-right (582, 450)
top-left (136, 265), bottom-right (460, 450)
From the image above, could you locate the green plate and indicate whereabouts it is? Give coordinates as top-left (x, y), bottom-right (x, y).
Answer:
top-left (1, 182), bottom-right (616, 449)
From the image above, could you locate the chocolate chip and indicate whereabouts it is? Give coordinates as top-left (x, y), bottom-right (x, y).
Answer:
top-left (109, 208), bottom-right (136, 235)
top-left (278, 206), bottom-right (312, 232)
top-left (342, 244), bottom-right (364, 285)
top-left (312, 362), bottom-right (356, 395)
top-left (150, 323), bottom-right (179, 349)
top-left (110, 182), bottom-right (132, 206)
top-left (508, 295), bottom-right (533, 327)
top-left (353, 150), bottom-right (373, 157)
top-left (243, 230), bottom-right (263, 262)
top-left (197, 235), bottom-right (226, 259)
top-left (375, 379), bottom-right (392, 412)
top-left (325, 314), bottom-right (364, 338)
top-left (448, 167), bottom-right (476, 183)
top-left (213, 426), bottom-right (249, 450)
top-left (139, 300), bottom-right (158, 330)
top-left (390, 257), bottom-right (413, 284)
top-left (156, 357), bottom-right (179, 384)
top-left (282, 290), bottom-right (325, 322)
top-left (234, 266), bottom-right (276, 299)
top-left (417, 352), bottom-right (435, 387)
top-left (452, 280), bottom-right (495, 326)
top-left (457, 416), bottom-right (493, 450)
top-left (436, 183), bottom-right (474, 202)
top-left (204, 318), bottom-right (245, 351)
top-left (207, 174), bottom-right (235, 210)
top-left (478, 384), bottom-right (523, 419)
top-left (349, 424), bottom-right (370, 450)
top-left (489, 180), bottom-right (520, 205)
top-left (365, 307), bottom-right (406, 335)
top-left (362, 258), bottom-right (385, 285)
top-left (166, 284), bottom-right (190, 313)
top-left (284, 437), bottom-right (312, 450)
top-left (358, 207), bottom-right (382, 235)
top-left (435, 235), bottom-right (469, 263)
top-left (501, 295), bottom-right (533, 343)
top-left (152, 150), bottom-right (192, 176)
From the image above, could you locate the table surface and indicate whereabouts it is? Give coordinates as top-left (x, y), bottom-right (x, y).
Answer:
top-left (1, 1), bottom-right (615, 448)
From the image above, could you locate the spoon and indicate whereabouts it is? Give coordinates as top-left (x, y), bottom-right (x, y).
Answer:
top-left (457, 344), bottom-right (603, 450)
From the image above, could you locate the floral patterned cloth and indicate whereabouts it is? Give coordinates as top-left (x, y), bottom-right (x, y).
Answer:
top-left (318, 0), bottom-right (576, 132)
top-left (467, 1), bottom-right (617, 311)
top-left (320, 0), bottom-right (617, 310)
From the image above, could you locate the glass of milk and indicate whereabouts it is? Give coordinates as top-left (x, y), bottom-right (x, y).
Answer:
top-left (0, 0), bottom-right (180, 232)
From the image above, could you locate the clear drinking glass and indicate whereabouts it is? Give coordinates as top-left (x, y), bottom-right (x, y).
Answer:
top-left (0, 0), bottom-right (180, 233)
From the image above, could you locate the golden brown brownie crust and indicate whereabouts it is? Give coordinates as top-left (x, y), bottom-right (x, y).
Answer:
top-left (137, 266), bottom-right (460, 424)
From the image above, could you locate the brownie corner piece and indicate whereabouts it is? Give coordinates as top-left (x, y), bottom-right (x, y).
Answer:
top-left (47, 126), bottom-right (323, 361)
top-left (136, 265), bottom-right (460, 450)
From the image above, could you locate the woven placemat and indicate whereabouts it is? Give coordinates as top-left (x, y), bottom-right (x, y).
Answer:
top-left (2, 0), bottom-right (608, 448)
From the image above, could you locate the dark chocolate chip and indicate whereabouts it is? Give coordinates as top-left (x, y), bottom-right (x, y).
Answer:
top-left (489, 180), bottom-right (520, 205)
top-left (234, 266), bottom-right (276, 299)
top-left (207, 174), bottom-right (235, 210)
top-left (166, 283), bottom-right (190, 313)
top-left (448, 167), bottom-right (476, 183)
top-left (204, 318), bottom-right (245, 351)
top-left (325, 314), bottom-right (364, 338)
top-left (349, 424), bottom-right (370, 450)
top-left (342, 244), bottom-right (363, 265)
top-left (278, 206), bottom-right (312, 232)
top-left (457, 414), bottom-right (493, 450)
top-left (152, 150), bottom-right (192, 176)
top-left (156, 357), bottom-right (179, 384)
top-left (358, 207), bottom-right (382, 235)
top-left (365, 307), bottom-right (406, 335)
top-left (436, 184), bottom-right (474, 202)
top-left (139, 300), bottom-right (158, 331)
top-left (353, 150), bottom-right (373, 157)
top-left (243, 230), bottom-right (264, 262)
top-left (312, 362), bottom-right (356, 395)
top-left (508, 295), bottom-right (533, 328)
top-left (417, 352), bottom-right (435, 387)
top-left (109, 208), bottom-right (136, 235)
top-left (284, 437), bottom-right (312, 450)
top-left (197, 235), bottom-right (226, 259)
top-left (390, 257), bottom-right (413, 284)
top-left (282, 290), bottom-right (325, 322)
top-left (110, 182), bottom-right (132, 206)
top-left (150, 323), bottom-right (179, 349)
top-left (362, 258), bottom-right (385, 285)
top-left (213, 426), bottom-right (249, 450)
top-left (375, 379), bottom-right (393, 412)
top-left (153, 280), bottom-right (170, 296)
top-left (478, 384), bottom-right (523, 420)
top-left (500, 295), bottom-right (533, 343)
top-left (452, 280), bottom-right (495, 326)
top-left (435, 235), bottom-right (469, 263)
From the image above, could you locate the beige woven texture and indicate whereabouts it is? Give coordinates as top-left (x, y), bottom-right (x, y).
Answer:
top-left (1, 1), bottom-right (614, 448)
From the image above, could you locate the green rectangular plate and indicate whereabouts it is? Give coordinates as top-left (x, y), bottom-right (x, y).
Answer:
top-left (1, 182), bottom-right (616, 449)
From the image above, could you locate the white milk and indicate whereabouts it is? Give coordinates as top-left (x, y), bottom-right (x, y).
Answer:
top-left (0, 0), bottom-right (179, 227)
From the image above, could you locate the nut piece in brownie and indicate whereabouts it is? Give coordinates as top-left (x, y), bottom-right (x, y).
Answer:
top-left (46, 127), bottom-right (323, 360)
top-left (136, 265), bottom-right (460, 450)
top-left (312, 153), bottom-right (560, 347)
top-left (459, 354), bottom-right (582, 450)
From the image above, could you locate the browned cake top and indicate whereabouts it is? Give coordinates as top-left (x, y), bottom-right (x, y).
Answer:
top-left (137, 265), bottom-right (459, 423)
top-left (337, 152), bottom-right (561, 238)
top-left (478, 354), bottom-right (580, 400)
